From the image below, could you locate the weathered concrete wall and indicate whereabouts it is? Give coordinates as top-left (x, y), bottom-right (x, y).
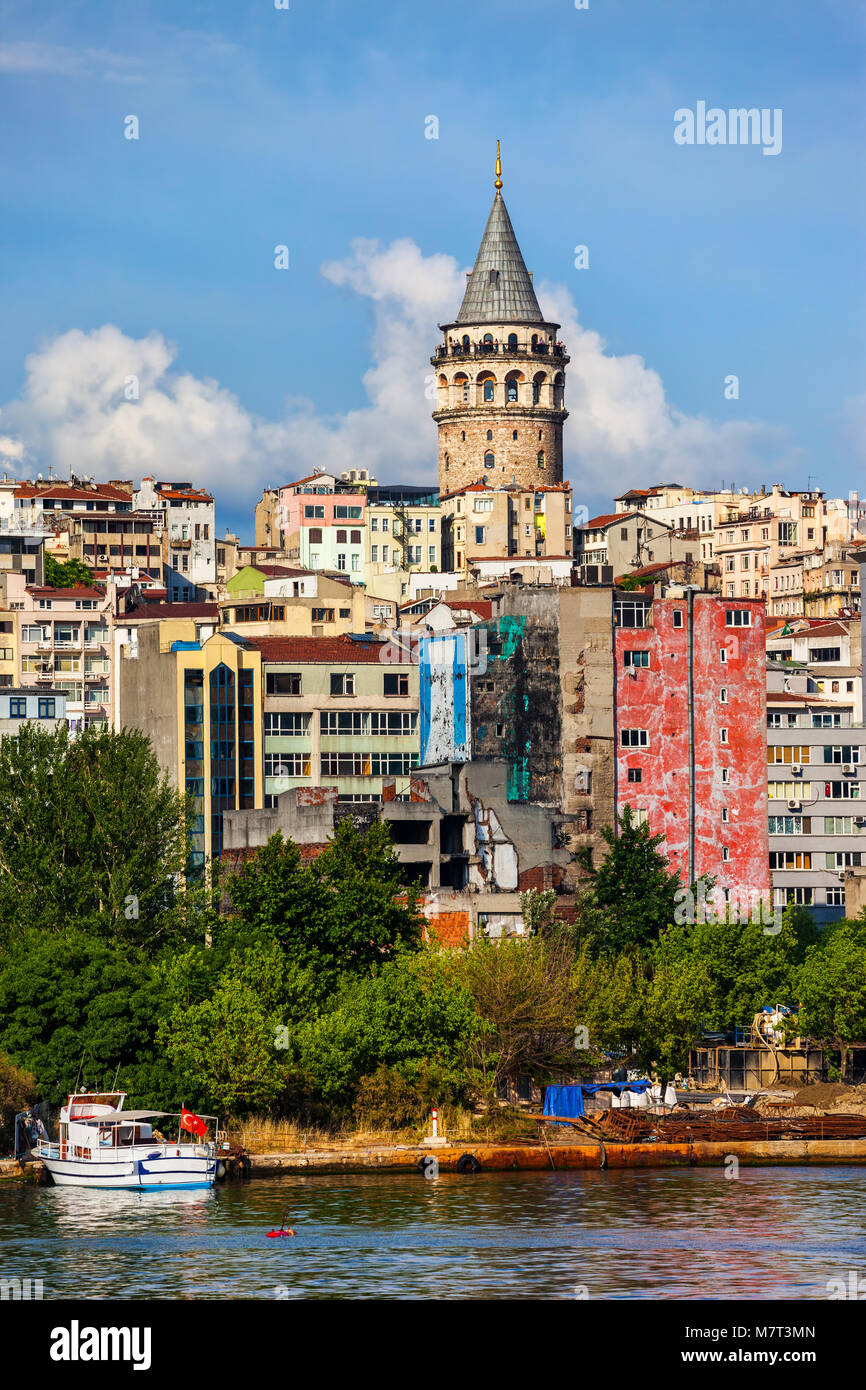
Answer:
top-left (614, 595), bottom-right (770, 897)
top-left (118, 623), bottom-right (178, 786)
top-left (558, 586), bottom-right (616, 876)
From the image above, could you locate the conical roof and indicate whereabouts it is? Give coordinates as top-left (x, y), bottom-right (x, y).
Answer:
top-left (456, 192), bottom-right (544, 325)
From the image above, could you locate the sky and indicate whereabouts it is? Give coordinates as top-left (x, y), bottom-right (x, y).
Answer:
top-left (0, 0), bottom-right (863, 539)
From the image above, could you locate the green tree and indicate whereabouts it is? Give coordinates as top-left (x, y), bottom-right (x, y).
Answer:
top-left (0, 928), bottom-right (182, 1108)
top-left (0, 1054), bottom-right (38, 1155)
top-left (225, 819), bottom-right (424, 995)
top-left (0, 724), bottom-right (197, 950)
top-left (576, 805), bottom-right (685, 954)
top-left (443, 935), bottom-right (581, 1097)
top-left (158, 943), bottom-right (292, 1117)
top-left (794, 918), bottom-right (866, 1078)
top-left (44, 554), bottom-right (94, 588)
top-left (293, 949), bottom-right (480, 1107)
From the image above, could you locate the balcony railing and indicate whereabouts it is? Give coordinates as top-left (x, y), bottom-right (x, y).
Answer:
top-left (433, 341), bottom-right (567, 362)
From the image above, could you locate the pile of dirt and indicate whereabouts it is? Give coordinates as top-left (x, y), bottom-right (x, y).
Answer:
top-left (791, 1083), bottom-right (866, 1111)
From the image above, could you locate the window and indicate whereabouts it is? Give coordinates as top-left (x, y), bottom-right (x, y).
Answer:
top-left (37, 698), bottom-right (55, 719)
top-left (304, 505), bottom-right (325, 519)
top-left (351, 530), bottom-right (362, 544)
top-left (620, 729), bottom-right (648, 748)
top-left (537, 451), bottom-right (545, 468)
top-left (826, 887), bottom-right (845, 907)
top-left (672, 610), bottom-right (683, 628)
top-left (720, 688), bottom-right (728, 704)
top-left (722, 846), bottom-right (730, 862)
top-left (474, 526), bottom-right (486, 545)
top-left (769, 852), bottom-right (812, 870)
top-left (721, 807), bottom-right (729, 823)
top-left (9, 698), bottom-right (26, 718)
top-left (384, 672), bottom-right (409, 697)
top-left (774, 887), bottom-right (813, 906)
top-left (768, 746), bottom-right (811, 764)
top-left (351, 554), bottom-right (360, 572)
top-left (506, 381), bottom-right (518, 403)
top-left (825, 816), bottom-right (857, 835)
top-left (265, 753), bottom-right (311, 778)
top-left (720, 728), bottom-right (728, 744)
top-left (721, 768), bottom-right (730, 784)
top-left (337, 553), bottom-right (346, 571)
top-left (336, 529), bottom-right (347, 544)
top-left (624, 650), bottom-right (650, 668)
top-left (371, 545), bottom-right (379, 563)
top-left (825, 781), bottom-right (862, 799)
top-left (265, 672), bottom-right (301, 696)
top-left (823, 746), bottom-right (860, 764)
top-left (308, 527), bottom-right (323, 544)
top-left (484, 452), bottom-right (495, 470)
top-left (330, 673), bottom-right (355, 696)
top-left (429, 545), bottom-right (436, 565)
top-left (768, 816), bottom-right (803, 835)
top-left (483, 382), bottom-right (494, 403)
top-left (627, 767), bottom-right (642, 783)
top-left (726, 609), bottom-right (752, 626)
top-left (719, 647), bottom-right (727, 664)
top-left (264, 712), bottom-right (310, 735)
top-left (810, 646), bottom-right (841, 663)
top-left (615, 599), bottom-right (652, 628)
top-left (828, 851), bottom-right (862, 869)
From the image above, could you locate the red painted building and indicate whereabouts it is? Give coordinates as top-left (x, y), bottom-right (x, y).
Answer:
top-left (613, 592), bottom-right (770, 903)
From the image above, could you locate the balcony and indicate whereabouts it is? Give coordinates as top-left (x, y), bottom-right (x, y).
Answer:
top-left (433, 340), bottom-right (568, 364)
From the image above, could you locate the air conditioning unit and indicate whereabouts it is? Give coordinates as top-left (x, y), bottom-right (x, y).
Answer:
top-left (786, 800), bottom-right (802, 811)
top-left (843, 765), bottom-right (855, 776)
top-left (791, 765), bottom-right (803, 776)
top-left (97, 554), bottom-right (109, 563)
top-left (855, 816), bottom-right (866, 827)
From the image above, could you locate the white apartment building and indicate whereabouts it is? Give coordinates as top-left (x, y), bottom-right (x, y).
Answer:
top-left (135, 478), bottom-right (216, 600)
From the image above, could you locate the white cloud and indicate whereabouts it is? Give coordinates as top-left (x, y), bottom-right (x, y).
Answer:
top-left (0, 239), bottom-right (800, 516)
top-left (0, 41), bottom-right (141, 81)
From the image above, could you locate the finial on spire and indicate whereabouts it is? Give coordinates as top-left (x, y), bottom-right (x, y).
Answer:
top-left (495, 139), bottom-right (502, 191)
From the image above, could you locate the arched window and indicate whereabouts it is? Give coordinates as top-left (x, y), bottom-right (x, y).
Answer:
top-left (486, 429), bottom-right (493, 441)
top-left (483, 381), bottom-right (495, 403)
top-left (512, 430), bottom-right (518, 440)
top-left (483, 333), bottom-right (493, 345)
top-left (537, 450), bottom-right (545, 468)
top-left (538, 429), bottom-right (543, 441)
top-left (461, 430), bottom-right (465, 440)
top-left (462, 335), bottom-right (470, 352)
top-left (507, 333), bottom-right (518, 351)
top-left (484, 452), bottom-right (495, 470)
top-left (531, 334), bottom-right (538, 351)
top-left (444, 453), bottom-right (450, 470)
top-left (506, 380), bottom-right (518, 403)
top-left (532, 382), bottom-right (539, 404)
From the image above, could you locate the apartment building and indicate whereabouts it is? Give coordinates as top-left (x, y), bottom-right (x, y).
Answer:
top-left (255, 472), bottom-right (367, 579)
top-left (10, 477), bottom-right (165, 587)
top-left (615, 484), bottom-right (769, 548)
top-left (767, 618), bottom-right (862, 722)
top-left (0, 687), bottom-right (68, 736)
top-left (574, 510), bottom-right (702, 576)
top-left (120, 626), bottom-right (264, 868)
top-left (135, 479), bottom-right (216, 600)
top-left (221, 566), bottom-right (366, 637)
top-left (714, 489), bottom-right (826, 603)
top-left (802, 542), bottom-right (864, 619)
top-left (246, 634), bottom-right (419, 807)
top-left (10, 573), bottom-right (113, 733)
top-left (440, 479), bottom-right (572, 576)
top-left (766, 689), bottom-right (866, 923)
top-left (612, 591), bottom-right (770, 900)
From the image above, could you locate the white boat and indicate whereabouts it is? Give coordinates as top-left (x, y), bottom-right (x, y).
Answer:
top-left (35, 1091), bottom-right (218, 1190)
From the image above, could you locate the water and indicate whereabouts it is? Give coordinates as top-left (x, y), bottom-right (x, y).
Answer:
top-left (2, 1167), bottom-right (866, 1299)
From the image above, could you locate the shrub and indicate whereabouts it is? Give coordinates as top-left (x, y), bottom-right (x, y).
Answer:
top-left (0, 1054), bottom-right (38, 1156)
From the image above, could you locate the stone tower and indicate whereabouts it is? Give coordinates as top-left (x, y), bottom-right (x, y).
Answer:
top-left (432, 145), bottom-right (569, 495)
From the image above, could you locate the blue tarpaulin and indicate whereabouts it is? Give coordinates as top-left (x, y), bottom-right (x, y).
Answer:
top-left (543, 1081), bottom-right (652, 1122)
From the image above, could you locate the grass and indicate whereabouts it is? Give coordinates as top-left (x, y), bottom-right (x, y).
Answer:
top-left (227, 1104), bottom-right (540, 1152)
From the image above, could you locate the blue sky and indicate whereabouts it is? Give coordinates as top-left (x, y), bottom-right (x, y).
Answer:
top-left (0, 0), bottom-right (863, 537)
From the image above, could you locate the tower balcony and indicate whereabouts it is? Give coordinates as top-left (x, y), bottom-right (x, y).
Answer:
top-left (432, 341), bottom-right (569, 367)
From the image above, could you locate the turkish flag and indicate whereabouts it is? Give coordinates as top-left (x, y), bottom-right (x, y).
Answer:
top-left (180, 1107), bottom-right (207, 1138)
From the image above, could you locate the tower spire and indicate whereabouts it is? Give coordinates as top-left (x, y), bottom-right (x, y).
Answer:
top-left (495, 139), bottom-right (502, 191)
